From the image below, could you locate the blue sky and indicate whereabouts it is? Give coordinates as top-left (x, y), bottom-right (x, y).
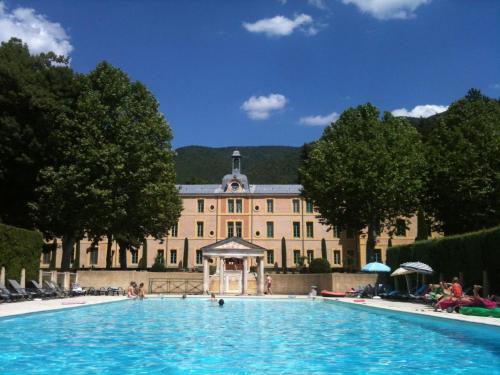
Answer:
top-left (1, 0), bottom-right (499, 148)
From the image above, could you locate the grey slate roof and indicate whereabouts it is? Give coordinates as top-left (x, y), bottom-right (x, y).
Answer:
top-left (177, 184), bottom-right (302, 195)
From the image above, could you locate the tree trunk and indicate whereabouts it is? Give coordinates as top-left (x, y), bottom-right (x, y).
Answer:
top-left (106, 233), bottom-right (113, 269)
top-left (366, 221), bottom-right (378, 264)
top-left (118, 240), bottom-right (128, 269)
top-left (61, 234), bottom-right (75, 271)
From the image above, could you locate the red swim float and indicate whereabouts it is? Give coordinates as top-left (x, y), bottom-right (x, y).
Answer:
top-left (321, 290), bottom-right (346, 298)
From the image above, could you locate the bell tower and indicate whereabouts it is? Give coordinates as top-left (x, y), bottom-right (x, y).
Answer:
top-left (232, 150), bottom-right (241, 174)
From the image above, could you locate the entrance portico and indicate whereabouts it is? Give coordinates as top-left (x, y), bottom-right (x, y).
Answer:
top-left (200, 237), bottom-right (266, 295)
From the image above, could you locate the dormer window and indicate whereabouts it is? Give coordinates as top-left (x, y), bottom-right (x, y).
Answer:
top-left (231, 182), bottom-right (240, 192)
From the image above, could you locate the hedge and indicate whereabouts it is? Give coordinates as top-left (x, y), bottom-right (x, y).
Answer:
top-left (0, 223), bottom-right (43, 282)
top-left (386, 226), bottom-right (500, 293)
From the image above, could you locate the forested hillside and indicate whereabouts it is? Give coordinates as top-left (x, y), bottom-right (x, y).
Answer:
top-left (174, 146), bottom-right (302, 184)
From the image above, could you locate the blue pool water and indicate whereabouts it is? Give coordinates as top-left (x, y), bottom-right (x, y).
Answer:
top-left (0, 298), bottom-right (499, 374)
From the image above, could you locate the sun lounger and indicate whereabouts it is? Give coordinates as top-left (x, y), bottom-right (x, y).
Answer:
top-left (0, 282), bottom-right (22, 302)
top-left (8, 279), bottom-right (37, 299)
top-left (71, 283), bottom-right (86, 296)
top-left (29, 280), bottom-right (57, 298)
top-left (43, 280), bottom-right (69, 298)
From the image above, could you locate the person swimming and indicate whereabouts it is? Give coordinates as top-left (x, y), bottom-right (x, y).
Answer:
top-left (218, 298), bottom-right (224, 307)
top-left (210, 293), bottom-right (216, 302)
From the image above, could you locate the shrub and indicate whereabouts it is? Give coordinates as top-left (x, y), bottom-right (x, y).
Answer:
top-left (0, 223), bottom-right (43, 282)
top-left (150, 254), bottom-right (166, 272)
top-left (309, 258), bottom-right (331, 273)
top-left (387, 226), bottom-right (500, 292)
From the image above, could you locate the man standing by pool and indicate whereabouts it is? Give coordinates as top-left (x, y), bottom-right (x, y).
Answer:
top-left (266, 274), bottom-right (272, 295)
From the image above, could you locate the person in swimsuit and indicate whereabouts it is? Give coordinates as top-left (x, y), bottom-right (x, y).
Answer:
top-left (138, 282), bottom-right (146, 300)
top-left (266, 274), bottom-right (272, 295)
top-left (127, 281), bottom-right (137, 299)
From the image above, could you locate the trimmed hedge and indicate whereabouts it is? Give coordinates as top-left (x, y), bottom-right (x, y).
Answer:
top-left (387, 226), bottom-right (500, 292)
top-left (0, 223), bottom-right (43, 282)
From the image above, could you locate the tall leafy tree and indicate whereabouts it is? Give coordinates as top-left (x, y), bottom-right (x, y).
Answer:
top-left (0, 38), bottom-right (78, 228)
top-left (299, 104), bottom-right (426, 263)
top-left (424, 90), bottom-right (500, 235)
top-left (84, 62), bottom-right (182, 268)
top-left (31, 83), bottom-right (111, 270)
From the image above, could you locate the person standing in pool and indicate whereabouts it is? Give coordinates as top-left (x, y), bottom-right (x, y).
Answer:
top-left (127, 281), bottom-right (137, 299)
top-left (138, 283), bottom-right (146, 300)
top-left (266, 274), bottom-right (272, 295)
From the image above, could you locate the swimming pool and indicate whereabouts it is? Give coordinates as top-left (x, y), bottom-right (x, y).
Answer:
top-left (0, 298), bottom-right (499, 374)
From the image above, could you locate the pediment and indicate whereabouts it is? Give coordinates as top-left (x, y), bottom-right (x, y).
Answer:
top-left (214, 241), bottom-right (251, 250)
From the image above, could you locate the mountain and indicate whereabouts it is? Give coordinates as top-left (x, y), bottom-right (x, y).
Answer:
top-left (174, 146), bottom-right (302, 184)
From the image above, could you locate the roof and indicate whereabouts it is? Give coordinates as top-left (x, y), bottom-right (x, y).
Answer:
top-left (177, 184), bottom-right (302, 196)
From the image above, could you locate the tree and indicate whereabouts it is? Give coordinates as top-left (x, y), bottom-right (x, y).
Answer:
top-left (299, 103), bottom-right (426, 264)
top-left (281, 237), bottom-right (287, 274)
top-left (82, 62), bottom-right (182, 268)
top-left (321, 238), bottom-right (327, 260)
top-left (138, 239), bottom-right (148, 270)
top-left (30, 76), bottom-right (108, 270)
top-left (0, 38), bottom-right (79, 229)
top-left (309, 258), bottom-right (331, 273)
top-left (424, 90), bottom-right (500, 235)
top-left (183, 238), bottom-right (189, 271)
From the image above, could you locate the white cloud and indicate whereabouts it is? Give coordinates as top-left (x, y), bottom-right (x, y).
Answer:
top-left (299, 112), bottom-right (339, 126)
top-left (490, 83), bottom-right (500, 90)
top-left (342, 0), bottom-right (431, 20)
top-left (308, 0), bottom-right (328, 9)
top-left (241, 94), bottom-right (288, 120)
top-left (0, 1), bottom-right (73, 56)
top-left (243, 14), bottom-right (315, 37)
top-left (391, 104), bottom-right (448, 118)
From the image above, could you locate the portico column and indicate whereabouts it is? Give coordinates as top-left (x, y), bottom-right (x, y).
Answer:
top-left (242, 257), bottom-right (248, 295)
top-left (203, 256), bottom-right (210, 294)
top-left (219, 257), bottom-right (225, 295)
top-left (257, 256), bottom-right (264, 295)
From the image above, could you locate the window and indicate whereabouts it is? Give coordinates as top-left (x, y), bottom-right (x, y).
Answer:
top-left (90, 248), bottom-right (98, 265)
top-left (131, 249), bottom-right (138, 264)
top-left (227, 222), bottom-right (234, 238)
top-left (292, 199), bottom-right (300, 213)
top-left (170, 249), bottom-right (177, 264)
top-left (306, 200), bottom-right (314, 213)
top-left (197, 199), bottom-right (204, 213)
top-left (267, 199), bottom-right (274, 213)
top-left (236, 199), bottom-right (243, 213)
top-left (396, 219), bottom-right (406, 236)
top-left (266, 222), bottom-right (274, 238)
top-left (333, 225), bottom-right (341, 238)
top-left (306, 222), bottom-right (314, 238)
top-left (333, 250), bottom-right (341, 265)
top-left (157, 250), bottom-right (165, 264)
top-left (196, 250), bottom-right (203, 265)
top-left (293, 250), bottom-right (301, 265)
top-left (374, 249), bottom-right (382, 262)
top-left (307, 250), bottom-right (314, 263)
top-left (293, 222), bottom-right (301, 238)
top-left (228, 199), bottom-right (234, 213)
top-left (197, 222), bottom-right (204, 237)
top-left (170, 223), bottom-right (178, 237)
top-left (266, 250), bottom-right (274, 264)
top-left (42, 251), bottom-right (51, 265)
top-left (235, 222), bottom-right (242, 238)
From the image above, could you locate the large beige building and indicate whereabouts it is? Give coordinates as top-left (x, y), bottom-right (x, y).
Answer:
top-left (41, 150), bottom-right (422, 272)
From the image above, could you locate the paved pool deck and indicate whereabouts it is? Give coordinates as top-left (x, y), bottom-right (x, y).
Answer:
top-left (1, 294), bottom-right (499, 327)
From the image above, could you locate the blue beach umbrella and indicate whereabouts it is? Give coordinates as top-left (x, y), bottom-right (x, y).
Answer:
top-left (362, 262), bottom-right (391, 273)
top-left (362, 262), bottom-right (391, 296)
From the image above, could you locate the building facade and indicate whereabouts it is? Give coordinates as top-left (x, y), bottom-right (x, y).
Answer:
top-left (40, 150), bottom-right (424, 272)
